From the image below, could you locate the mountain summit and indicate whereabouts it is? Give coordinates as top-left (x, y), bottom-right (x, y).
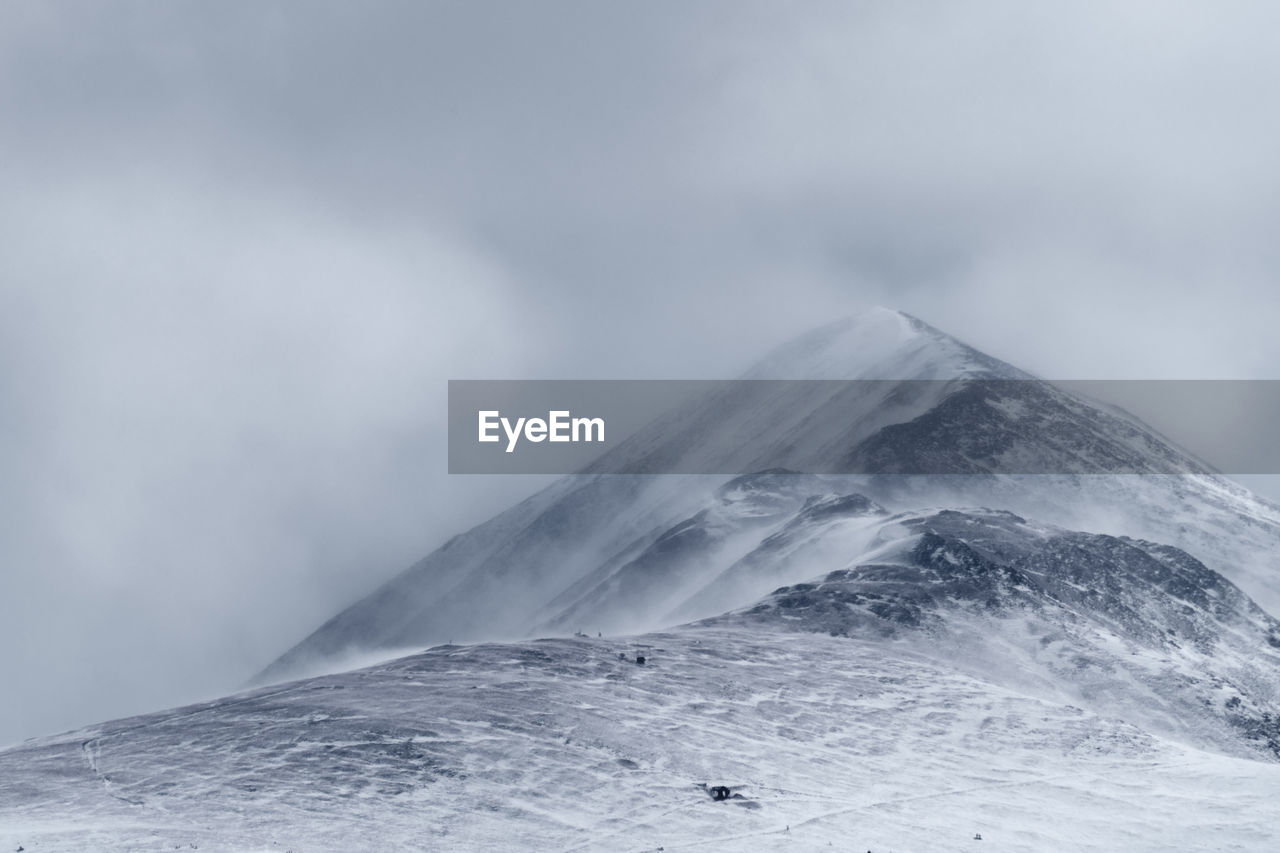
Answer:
top-left (742, 307), bottom-right (1022, 380)
top-left (260, 309), bottom-right (1280, 683)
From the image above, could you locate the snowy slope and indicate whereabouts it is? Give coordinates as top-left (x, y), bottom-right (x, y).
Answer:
top-left (714, 507), bottom-right (1280, 760)
top-left (5, 627), bottom-right (1280, 853)
top-left (8, 496), bottom-right (1280, 850)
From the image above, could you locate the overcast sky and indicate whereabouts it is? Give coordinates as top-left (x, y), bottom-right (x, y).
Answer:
top-left (3, 1), bottom-right (1280, 744)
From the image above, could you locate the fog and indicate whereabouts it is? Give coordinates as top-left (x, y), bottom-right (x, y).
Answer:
top-left (3, 1), bottom-right (1280, 743)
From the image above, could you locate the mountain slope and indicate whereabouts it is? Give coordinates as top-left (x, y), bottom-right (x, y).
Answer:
top-left (260, 308), bottom-right (1280, 683)
top-left (6, 628), bottom-right (1280, 852)
top-left (713, 507), bottom-right (1280, 760)
top-left (8, 502), bottom-right (1280, 851)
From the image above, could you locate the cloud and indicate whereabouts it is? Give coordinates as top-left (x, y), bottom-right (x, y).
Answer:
top-left (0, 170), bottom-right (542, 741)
top-left (2, 1), bottom-right (1280, 741)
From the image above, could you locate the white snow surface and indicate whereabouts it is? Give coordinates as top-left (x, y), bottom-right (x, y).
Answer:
top-left (3, 627), bottom-right (1278, 852)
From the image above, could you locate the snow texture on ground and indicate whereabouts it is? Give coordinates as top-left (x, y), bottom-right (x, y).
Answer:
top-left (3, 627), bottom-right (1278, 852)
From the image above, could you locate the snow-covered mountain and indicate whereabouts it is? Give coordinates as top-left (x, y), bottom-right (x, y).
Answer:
top-left (260, 308), bottom-right (1280, 683)
top-left (6, 308), bottom-right (1280, 851)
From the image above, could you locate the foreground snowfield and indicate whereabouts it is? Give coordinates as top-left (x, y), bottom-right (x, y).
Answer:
top-left (4, 627), bottom-right (1278, 852)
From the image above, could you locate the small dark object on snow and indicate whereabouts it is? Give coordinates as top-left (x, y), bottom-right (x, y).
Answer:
top-left (974, 833), bottom-right (983, 840)
top-left (618, 653), bottom-right (626, 660)
top-left (635, 655), bottom-right (646, 665)
top-left (709, 785), bottom-right (731, 801)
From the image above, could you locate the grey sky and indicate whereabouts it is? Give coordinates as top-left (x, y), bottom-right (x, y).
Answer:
top-left (3, 1), bottom-right (1280, 744)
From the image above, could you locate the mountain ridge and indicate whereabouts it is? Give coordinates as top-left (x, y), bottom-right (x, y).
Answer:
top-left (258, 308), bottom-right (1280, 684)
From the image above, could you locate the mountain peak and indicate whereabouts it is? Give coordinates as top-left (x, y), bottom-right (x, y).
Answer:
top-left (747, 307), bottom-right (1025, 380)
top-left (260, 309), bottom-right (1280, 688)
